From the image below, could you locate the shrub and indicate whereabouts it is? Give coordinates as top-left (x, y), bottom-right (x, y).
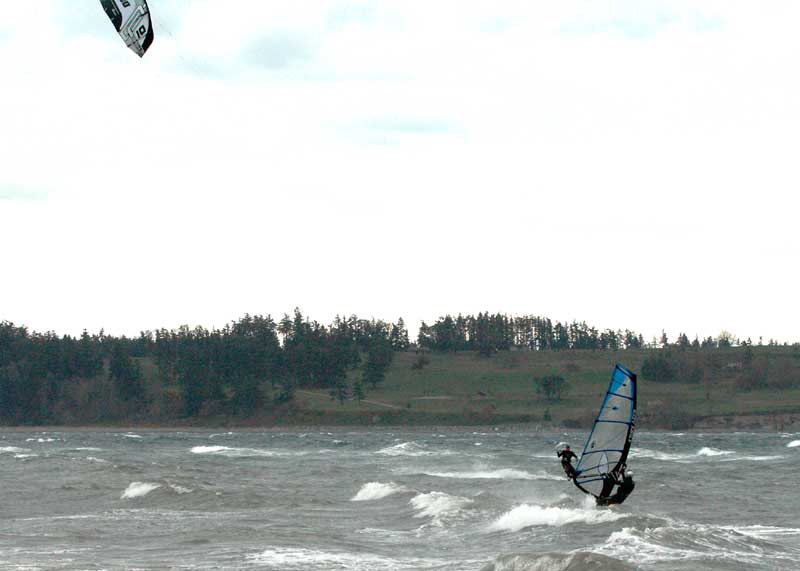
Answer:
top-left (535, 374), bottom-right (569, 402)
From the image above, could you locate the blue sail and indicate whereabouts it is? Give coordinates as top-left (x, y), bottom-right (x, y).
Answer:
top-left (573, 364), bottom-right (637, 498)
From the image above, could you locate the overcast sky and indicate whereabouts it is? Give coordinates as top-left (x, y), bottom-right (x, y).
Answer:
top-left (1, 1), bottom-right (798, 343)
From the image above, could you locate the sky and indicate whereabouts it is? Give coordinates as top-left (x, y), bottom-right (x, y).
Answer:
top-left (1, 1), bottom-right (798, 344)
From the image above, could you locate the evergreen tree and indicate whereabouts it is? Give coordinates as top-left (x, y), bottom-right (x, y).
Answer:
top-left (353, 381), bottom-right (365, 404)
top-left (109, 341), bottom-right (144, 407)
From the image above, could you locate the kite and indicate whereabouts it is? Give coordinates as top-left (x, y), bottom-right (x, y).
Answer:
top-left (99, 0), bottom-right (154, 57)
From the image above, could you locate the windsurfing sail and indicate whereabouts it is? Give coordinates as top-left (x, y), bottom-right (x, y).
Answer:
top-left (572, 364), bottom-right (636, 499)
top-left (99, 0), bottom-right (154, 57)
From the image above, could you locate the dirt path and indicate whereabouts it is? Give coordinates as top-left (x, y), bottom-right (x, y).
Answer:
top-left (296, 389), bottom-right (404, 410)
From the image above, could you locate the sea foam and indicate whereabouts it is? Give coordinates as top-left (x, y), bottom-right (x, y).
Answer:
top-left (787, 440), bottom-right (800, 448)
top-left (488, 504), bottom-right (624, 532)
top-left (351, 482), bottom-right (407, 501)
top-left (121, 482), bottom-right (160, 499)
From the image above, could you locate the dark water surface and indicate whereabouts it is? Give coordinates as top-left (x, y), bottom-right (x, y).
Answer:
top-left (1, 429), bottom-right (798, 570)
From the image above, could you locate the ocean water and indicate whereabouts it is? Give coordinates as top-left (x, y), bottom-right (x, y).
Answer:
top-left (0, 429), bottom-right (798, 570)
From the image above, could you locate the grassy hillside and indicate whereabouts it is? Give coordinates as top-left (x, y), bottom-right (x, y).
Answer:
top-left (287, 348), bottom-right (800, 429)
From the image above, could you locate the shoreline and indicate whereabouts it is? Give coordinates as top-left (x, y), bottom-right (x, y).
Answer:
top-left (1, 413), bottom-right (797, 434)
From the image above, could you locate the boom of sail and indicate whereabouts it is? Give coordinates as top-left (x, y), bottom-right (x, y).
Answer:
top-left (573, 364), bottom-right (637, 499)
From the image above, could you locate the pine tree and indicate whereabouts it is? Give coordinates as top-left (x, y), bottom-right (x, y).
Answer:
top-left (353, 381), bottom-right (365, 404)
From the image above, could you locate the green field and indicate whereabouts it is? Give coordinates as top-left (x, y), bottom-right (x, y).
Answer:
top-left (282, 348), bottom-right (800, 430)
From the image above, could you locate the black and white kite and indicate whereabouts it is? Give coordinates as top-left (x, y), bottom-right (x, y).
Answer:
top-left (99, 0), bottom-right (154, 57)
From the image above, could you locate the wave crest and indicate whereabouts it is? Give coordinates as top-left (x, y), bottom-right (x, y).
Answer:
top-left (425, 469), bottom-right (561, 481)
top-left (190, 445), bottom-right (276, 457)
top-left (0, 446), bottom-right (29, 454)
top-left (482, 552), bottom-right (634, 571)
top-left (352, 482), bottom-right (407, 502)
top-left (410, 491), bottom-right (472, 521)
top-left (377, 442), bottom-right (433, 457)
top-left (488, 504), bottom-right (624, 532)
top-left (632, 447), bottom-right (734, 461)
top-left (594, 523), bottom-right (800, 566)
top-left (121, 482), bottom-right (160, 499)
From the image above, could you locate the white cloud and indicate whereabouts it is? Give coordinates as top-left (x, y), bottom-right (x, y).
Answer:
top-left (0, 1), bottom-right (798, 342)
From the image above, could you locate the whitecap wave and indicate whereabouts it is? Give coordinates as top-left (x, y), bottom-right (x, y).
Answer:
top-left (787, 440), bottom-right (800, 448)
top-left (410, 491), bottom-right (472, 521)
top-left (0, 446), bottom-right (29, 454)
top-left (351, 482), bottom-right (407, 501)
top-left (121, 482), bottom-right (160, 499)
top-left (248, 547), bottom-right (459, 570)
top-left (26, 437), bottom-right (56, 443)
top-left (424, 468), bottom-right (561, 481)
top-left (123, 434), bottom-right (142, 439)
top-left (484, 552), bottom-right (634, 571)
top-left (720, 455), bottom-right (784, 462)
top-left (696, 447), bottom-right (734, 457)
top-left (593, 523), bottom-right (800, 567)
top-left (190, 445), bottom-right (277, 457)
top-left (632, 447), bottom-right (734, 462)
top-left (377, 442), bottom-right (434, 457)
top-left (169, 484), bottom-right (193, 494)
top-left (14, 453), bottom-right (38, 459)
top-left (488, 504), bottom-right (624, 532)
top-left (723, 525), bottom-right (800, 538)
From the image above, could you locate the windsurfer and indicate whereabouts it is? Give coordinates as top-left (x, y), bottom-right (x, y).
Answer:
top-left (557, 445), bottom-right (578, 479)
top-left (596, 466), bottom-right (635, 506)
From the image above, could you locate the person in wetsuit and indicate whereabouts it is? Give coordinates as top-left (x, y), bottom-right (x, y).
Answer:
top-left (596, 465), bottom-right (635, 506)
top-left (557, 445), bottom-right (578, 479)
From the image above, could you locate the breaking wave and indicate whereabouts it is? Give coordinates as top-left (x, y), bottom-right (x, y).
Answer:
top-left (482, 552), bottom-right (634, 571)
top-left (169, 484), bottom-right (193, 494)
top-left (593, 522), bottom-right (800, 567)
top-left (424, 469), bottom-right (561, 481)
top-left (352, 482), bottom-right (407, 502)
top-left (787, 440), bottom-right (800, 448)
top-left (696, 447), bottom-right (734, 457)
top-left (190, 445), bottom-right (278, 457)
top-left (410, 491), bottom-right (472, 521)
top-left (376, 442), bottom-right (436, 457)
top-left (248, 547), bottom-right (462, 570)
top-left (0, 446), bottom-right (31, 456)
top-left (488, 503), bottom-right (624, 533)
top-left (720, 455), bottom-right (784, 462)
top-left (121, 482), bottom-right (160, 499)
top-left (632, 447), bottom-right (734, 461)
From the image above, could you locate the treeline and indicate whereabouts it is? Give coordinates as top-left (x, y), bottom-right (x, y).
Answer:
top-left (641, 345), bottom-right (799, 392)
top-left (1, 309), bottom-right (795, 426)
top-left (418, 313), bottom-right (645, 354)
top-left (0, 311), bottom-right (408, 424)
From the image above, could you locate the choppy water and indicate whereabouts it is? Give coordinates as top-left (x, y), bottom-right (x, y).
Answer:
top-left (1, 429), bottom-right (798, 570)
